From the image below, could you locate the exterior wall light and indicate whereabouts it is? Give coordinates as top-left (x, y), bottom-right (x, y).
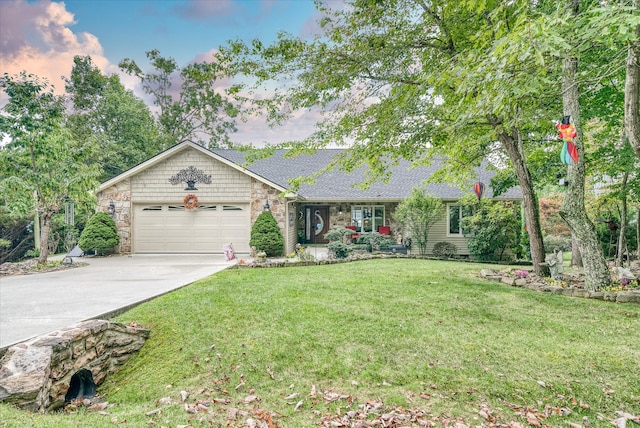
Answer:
top-left (108, 200), bottom-right (116, 216)
top-left (263, 198), bottom-right (271, 211)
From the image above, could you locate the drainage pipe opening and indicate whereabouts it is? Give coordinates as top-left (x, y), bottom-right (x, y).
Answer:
top-left (64, 369), bottom-right (96, 403)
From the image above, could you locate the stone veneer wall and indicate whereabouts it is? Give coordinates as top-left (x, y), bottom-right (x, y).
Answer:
top-left (97, 179), bottom-right (132, 253)
top-left (0, 320), bottom-right (149, 413)
top-left (250, 179), bottom-right (293, 252)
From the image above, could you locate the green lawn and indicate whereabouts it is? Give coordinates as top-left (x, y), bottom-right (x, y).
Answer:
top-left (1, 259), bottom-right (639, 427)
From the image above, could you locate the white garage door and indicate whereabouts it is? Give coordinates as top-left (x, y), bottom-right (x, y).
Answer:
top-left (133, 203), bottom-right (250, 253)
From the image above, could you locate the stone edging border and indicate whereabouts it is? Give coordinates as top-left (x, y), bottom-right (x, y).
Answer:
top-left (479, 270), bottom-right (640, 304)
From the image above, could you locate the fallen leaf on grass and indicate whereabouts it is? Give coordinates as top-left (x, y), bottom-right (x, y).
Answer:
top-left (243, 395), bottom-right (260, 404)
top-left (294, 400), bottom-right (303, 412)
top-left (322, 391), bottom-right (350, 403)
top-left (253, 406), bottom-right (279, 427)
top-left (145, 408), bottom-right (162, 416)
top-left (616, 411), bottom-right (640, 424)
top-left (612, 417), bottom-right (627, 428)
top-left (478, 403), bottom-right (496, 423)
top-left (184, 401), bottom-right (209, 414)
top-left (284, 392), bottom-right (299, 400)
top-left (227, 407), bottom-right (238, 420)
top-left (157, 397), bottom-right (172, 405)
top-left (180, 390), bottom-right (189, 402)
top-left (88, 401), bottom-right (109, 411)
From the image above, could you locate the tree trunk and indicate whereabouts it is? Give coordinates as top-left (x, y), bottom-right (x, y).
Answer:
top-left (615, 172), bottom-right (629, 267)
top-left (625, 0), bottom-right (640, 159)
top-left (637, 206), bottom-right (640, 260)
top-left (37, 210), bottom-right (52, 264)
top-left (495, 127), bottom-right (547, 276)
top-left (571, 235), bottom-right (583, 267)
top-left (558, 9), bottom-right (610, 290)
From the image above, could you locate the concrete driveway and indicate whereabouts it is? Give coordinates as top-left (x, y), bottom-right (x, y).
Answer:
top-left (0, 254), bottom-right (235, 349)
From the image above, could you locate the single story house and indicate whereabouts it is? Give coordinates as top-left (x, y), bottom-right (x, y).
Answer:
top-left (97, 141), bottom-right (522, 255)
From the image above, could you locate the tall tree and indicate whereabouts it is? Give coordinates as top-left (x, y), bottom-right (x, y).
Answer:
top-left (119, 49), bottom-right (239, 149)
top-left (555, 0), bottom-right (636, 290)
top-left (625, 0), bottom-right (640, 158)
top-left (65, 56), bottom-right (163, 180)
top-left (0, 72), bottom-right (99, 263)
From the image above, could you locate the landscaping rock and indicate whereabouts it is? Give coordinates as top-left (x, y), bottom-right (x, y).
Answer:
top-left (514, 278), bottom-right (527, 287)
top-left (616, 292), bottom-right (640, 303)
top-left (501, 277), bottom-right (516, 286)
top-left (482, 262), bottom-right (639, 305)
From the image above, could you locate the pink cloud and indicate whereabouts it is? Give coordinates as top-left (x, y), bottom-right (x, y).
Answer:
top-left (0, 0), bottom-right (108, 95)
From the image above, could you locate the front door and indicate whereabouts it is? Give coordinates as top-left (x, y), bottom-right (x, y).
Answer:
top-left (305, 206), bottom-right (329, 244)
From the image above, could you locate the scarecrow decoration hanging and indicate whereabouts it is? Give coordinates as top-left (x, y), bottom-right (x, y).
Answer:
top-left (557, 115), bottom-right (578, 165)
top-left (473, 181), bottom-right (485, 201)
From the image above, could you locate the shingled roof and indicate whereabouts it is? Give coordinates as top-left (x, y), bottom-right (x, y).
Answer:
top-left (211, 149), bottom-right (522, 202)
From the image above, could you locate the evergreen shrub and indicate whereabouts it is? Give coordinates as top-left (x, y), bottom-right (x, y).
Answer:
top-left (249, 211), bottom-right (284, 257)
top-left (78, 212), bottom-right (119, 255)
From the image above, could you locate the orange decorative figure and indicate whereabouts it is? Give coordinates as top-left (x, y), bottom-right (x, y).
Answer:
top-left (557, 115), bottom-right (578, 164)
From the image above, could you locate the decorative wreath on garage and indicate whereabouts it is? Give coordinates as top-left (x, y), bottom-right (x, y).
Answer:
top-left (183, 194), bottom-right (198, 210)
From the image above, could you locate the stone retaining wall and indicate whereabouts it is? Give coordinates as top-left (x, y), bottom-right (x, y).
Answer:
top-left (0, 319), bottom-right (149, 412)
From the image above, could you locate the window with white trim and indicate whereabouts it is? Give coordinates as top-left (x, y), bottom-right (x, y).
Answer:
top-left (351, 206), bottom-right (385, 233)
top-left (448, 204), bottom-right (473, 235)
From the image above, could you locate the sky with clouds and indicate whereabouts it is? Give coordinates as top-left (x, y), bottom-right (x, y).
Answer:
top-left (0, 0), bottom-right (333, 145)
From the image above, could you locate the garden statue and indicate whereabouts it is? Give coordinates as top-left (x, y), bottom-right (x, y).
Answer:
top-left (545, 249), bottom-right (564, 280)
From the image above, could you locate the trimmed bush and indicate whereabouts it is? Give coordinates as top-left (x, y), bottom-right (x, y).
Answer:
top-left (432, 241), bottom-right (457, 258)
top-left (250, 211), bottom-right (284, 257)
top-left (324, 227), bottom-right (354, 244)
top-left (358, 232), bottom-right (395, 251)
top-left (327, 241), bottom-right (352, 259)
top-left (78, 212), bottom-right (119, 255)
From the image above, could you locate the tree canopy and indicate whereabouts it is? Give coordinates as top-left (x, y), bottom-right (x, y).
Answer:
top-left (119, 49), bottom-right (239, 149)
top-left (0, 72), bottom-right (100, 263)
